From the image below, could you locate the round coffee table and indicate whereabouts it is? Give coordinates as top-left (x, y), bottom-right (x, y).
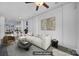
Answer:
top-left (17, 40), bottom-right (32, 51)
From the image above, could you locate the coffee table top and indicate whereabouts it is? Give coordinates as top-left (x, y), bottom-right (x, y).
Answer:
top-left (23, 42), bottom-right (28, 44)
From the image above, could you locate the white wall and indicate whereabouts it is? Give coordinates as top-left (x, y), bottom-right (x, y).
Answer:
top-left (21, 20), bottom-right (25, 34)
top-left (28, 3), bottom-right (77, 51)
top-left (76, 3), bottom-right (79, 54)
top-left (0, 16), bottom-right (5, 44)
top-left (62, 3), bottom-right (77, 49)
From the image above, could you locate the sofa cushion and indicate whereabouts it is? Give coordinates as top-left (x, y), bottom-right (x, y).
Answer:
top-left (27, 32), bottom-right (32, 36)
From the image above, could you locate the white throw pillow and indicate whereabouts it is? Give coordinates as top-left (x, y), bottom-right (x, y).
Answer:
top-left (41, 34), bottom-right (51, 40)
top-left (39, 34), bottom-right (46, 39)
top-left (27, 32), bottom-right (32, 36)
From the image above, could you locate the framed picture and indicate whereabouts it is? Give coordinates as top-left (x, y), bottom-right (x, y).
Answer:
top-left (41, 17), bottom-right (56, 30)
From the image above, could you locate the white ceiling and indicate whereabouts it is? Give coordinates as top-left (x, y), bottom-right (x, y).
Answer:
top-left (0, 2), bottom-right (65, 21)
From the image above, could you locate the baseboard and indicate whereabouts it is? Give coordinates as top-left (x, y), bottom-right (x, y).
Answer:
top-left (60, 45), bottom-right (79, 55)
top-left (57, 45), bottom-right (79, 56)
top-left (58, 42), bottom-right (76, 51)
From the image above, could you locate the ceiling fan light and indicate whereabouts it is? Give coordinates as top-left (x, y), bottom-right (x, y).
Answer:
top-left (35, 2), bottom-right (43, 6)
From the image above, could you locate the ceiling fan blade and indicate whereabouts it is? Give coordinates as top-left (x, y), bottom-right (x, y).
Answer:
top-left (36, 6), bottom-right (39, 11)
top-left (25, 2), bottom-right (33, 4)
top-left (43, 3), bottom-right (49, 8)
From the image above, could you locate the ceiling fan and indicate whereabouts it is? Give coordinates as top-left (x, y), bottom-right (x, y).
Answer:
top-left (25, 2), bottom-right (49, 11)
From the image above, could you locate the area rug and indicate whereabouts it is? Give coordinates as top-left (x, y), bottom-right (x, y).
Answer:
top-left (0, 45), bottom-right (8, 56)
top-left (7, 42), bottom-right (53, 56)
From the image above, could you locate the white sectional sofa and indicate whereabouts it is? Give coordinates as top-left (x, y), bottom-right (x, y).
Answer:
top-left (18, 34), bottom-right (52, 50)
